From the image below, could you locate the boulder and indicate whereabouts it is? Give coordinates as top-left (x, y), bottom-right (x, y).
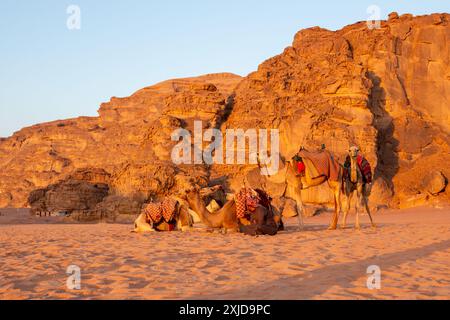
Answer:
top-left (28, 172), bottom-right (109, 215)
top-left (423, 171), bottom-right (447, 196)
top-left (93, 195), bottom-right (142, 222)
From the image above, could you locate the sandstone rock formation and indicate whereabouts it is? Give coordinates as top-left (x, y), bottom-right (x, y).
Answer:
top-left (0, 14), bottom-right (448, 215)
top-left (217, 12), bottom-right (450, 209)
top-left (28, 170), bottom-right (110, 217)
top-left (0, 73), bottom-right (240, 210)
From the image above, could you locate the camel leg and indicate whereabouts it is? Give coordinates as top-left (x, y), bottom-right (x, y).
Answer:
top-left (296, 207), bottom-right (304, 231)
top-left (328, 184), bottom-right (341, 230)
top-left (291, 186), bottom-right (304, 231)
top-left (363, 193), bottom-right (376, 229)
top-left (335, 184), bottom-right (342, 224)
top-left (296, 200), bottom-right (305, 231)
top-left (355, 206), bottom-right (360, 230)
top-left (328, 198), bottom-right (339, 230)
top-left (342, 191), bottom-right (353, 229)
top-left (355, 185), bottom-right (363, 230)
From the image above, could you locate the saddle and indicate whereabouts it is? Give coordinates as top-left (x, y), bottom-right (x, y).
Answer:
top-left (343, 155), bottom-right (372, 184)
top-left (142, 198), bottom-right (179, 226)
top-left (297, 150), bottom-right (340, 182)
top-left (235, 188), bottom-right (261, 219)
top-left (237, 188), bottom-right (278, 236)
top-left (358, 155), bottom-right (372, 184)
top-left (235, 188), bottom-right (273, 220)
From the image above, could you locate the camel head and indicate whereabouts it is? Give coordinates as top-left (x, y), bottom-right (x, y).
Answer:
top-left (184, 185), bottom-right (200, 195)
top-left (348, 146), bottom-right (360, 159)
top-left (185, 185), bottom-right (224, 198)
top-left (184, 185), bottom-right (202, 205)
top-left (133, 212), bottom-right (155, 233)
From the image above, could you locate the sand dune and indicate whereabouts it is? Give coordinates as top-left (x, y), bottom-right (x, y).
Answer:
top-left (0, 207), bottom-right (449, 300)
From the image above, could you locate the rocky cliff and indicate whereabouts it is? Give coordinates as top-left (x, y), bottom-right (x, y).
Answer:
top-left (0, 13), bottom-right (448, 213)
top-left (222, 12), bottom-right (450, 209)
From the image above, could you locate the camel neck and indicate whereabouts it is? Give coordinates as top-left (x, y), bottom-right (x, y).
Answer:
top-left (189, 194), bottom-right (207, 214)
top-left (350, 156), bottom-right (358, 182)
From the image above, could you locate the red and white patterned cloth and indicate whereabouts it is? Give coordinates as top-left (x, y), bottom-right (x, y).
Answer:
top-left (143, 198), bottom-right (178, 224)
top-left (357, 155), bottom-right (372, 184)
top-left (235, 188), bottom-right (261, 219)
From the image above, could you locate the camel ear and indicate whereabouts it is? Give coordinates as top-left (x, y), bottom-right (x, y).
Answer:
top-left (185, 185), bottom-right (199, 194)
top-left (211, 185), bottom-right (223, 192)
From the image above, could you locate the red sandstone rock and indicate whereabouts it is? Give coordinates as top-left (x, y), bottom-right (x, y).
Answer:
top-left (0, 15), bottom-right (449, 212)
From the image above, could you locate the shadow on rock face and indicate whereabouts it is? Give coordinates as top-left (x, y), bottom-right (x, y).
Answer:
top-left (366, 71), bottom-right (399, 206)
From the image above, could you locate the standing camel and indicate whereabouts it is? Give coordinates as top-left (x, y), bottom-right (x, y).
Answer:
top-left (254, 148), bottom-right (343, 230)
top-left (341, 146), bottom-right (376, 229)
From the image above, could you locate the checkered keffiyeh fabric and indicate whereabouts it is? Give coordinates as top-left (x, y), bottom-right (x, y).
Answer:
top-left (161, 198), bottom-right (178, 222)
top-left (143, 198), bottom-right (178, 224)
top-left (235, 188), bottom-right (261, 219)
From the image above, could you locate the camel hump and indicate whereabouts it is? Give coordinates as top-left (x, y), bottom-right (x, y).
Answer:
top-left (298, 150), bottom-right (340, 181)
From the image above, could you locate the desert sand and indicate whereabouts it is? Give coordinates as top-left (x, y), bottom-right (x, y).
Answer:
top-left (0, 207), bottom-right (449, 300)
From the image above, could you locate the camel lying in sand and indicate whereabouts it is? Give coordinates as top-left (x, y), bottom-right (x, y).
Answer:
top-left (185, 188), bottom-right (240, 232)
top-left (133, 198), bottom-right (194, 233)
top-left (185, 187), bottom-right (283, 233)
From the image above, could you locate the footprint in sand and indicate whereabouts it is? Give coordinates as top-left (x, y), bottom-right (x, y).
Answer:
top-left (215, 275), bottom-right (231, 282)
top-left (239, 252), bottom-right (254, 259)
top-left (129, 280), bottom-right (150, 289)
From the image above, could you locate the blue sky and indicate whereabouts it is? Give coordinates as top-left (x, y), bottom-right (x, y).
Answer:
top-left (0, 0), bottom-right (449, 137)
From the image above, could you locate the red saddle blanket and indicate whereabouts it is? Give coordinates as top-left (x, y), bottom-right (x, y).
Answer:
top-left (357, 155), bottom-right (372, 183)
top-left (297, 150), bottom-right (340, 182)
top-left (343, 155), bottom-right (373, 184)
top-left (143, 198), bottom-right (178, 224)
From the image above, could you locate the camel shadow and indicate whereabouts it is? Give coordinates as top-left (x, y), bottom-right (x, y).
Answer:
top-left (191, 239), bottom-right (450, 299)
top-left (280, 224), bottom-right (330, 234)
top-left (281, 222), bottom-right (387, 234)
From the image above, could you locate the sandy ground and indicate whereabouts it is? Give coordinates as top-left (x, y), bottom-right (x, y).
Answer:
top-left (0, 207), bottom-right (449, 300)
